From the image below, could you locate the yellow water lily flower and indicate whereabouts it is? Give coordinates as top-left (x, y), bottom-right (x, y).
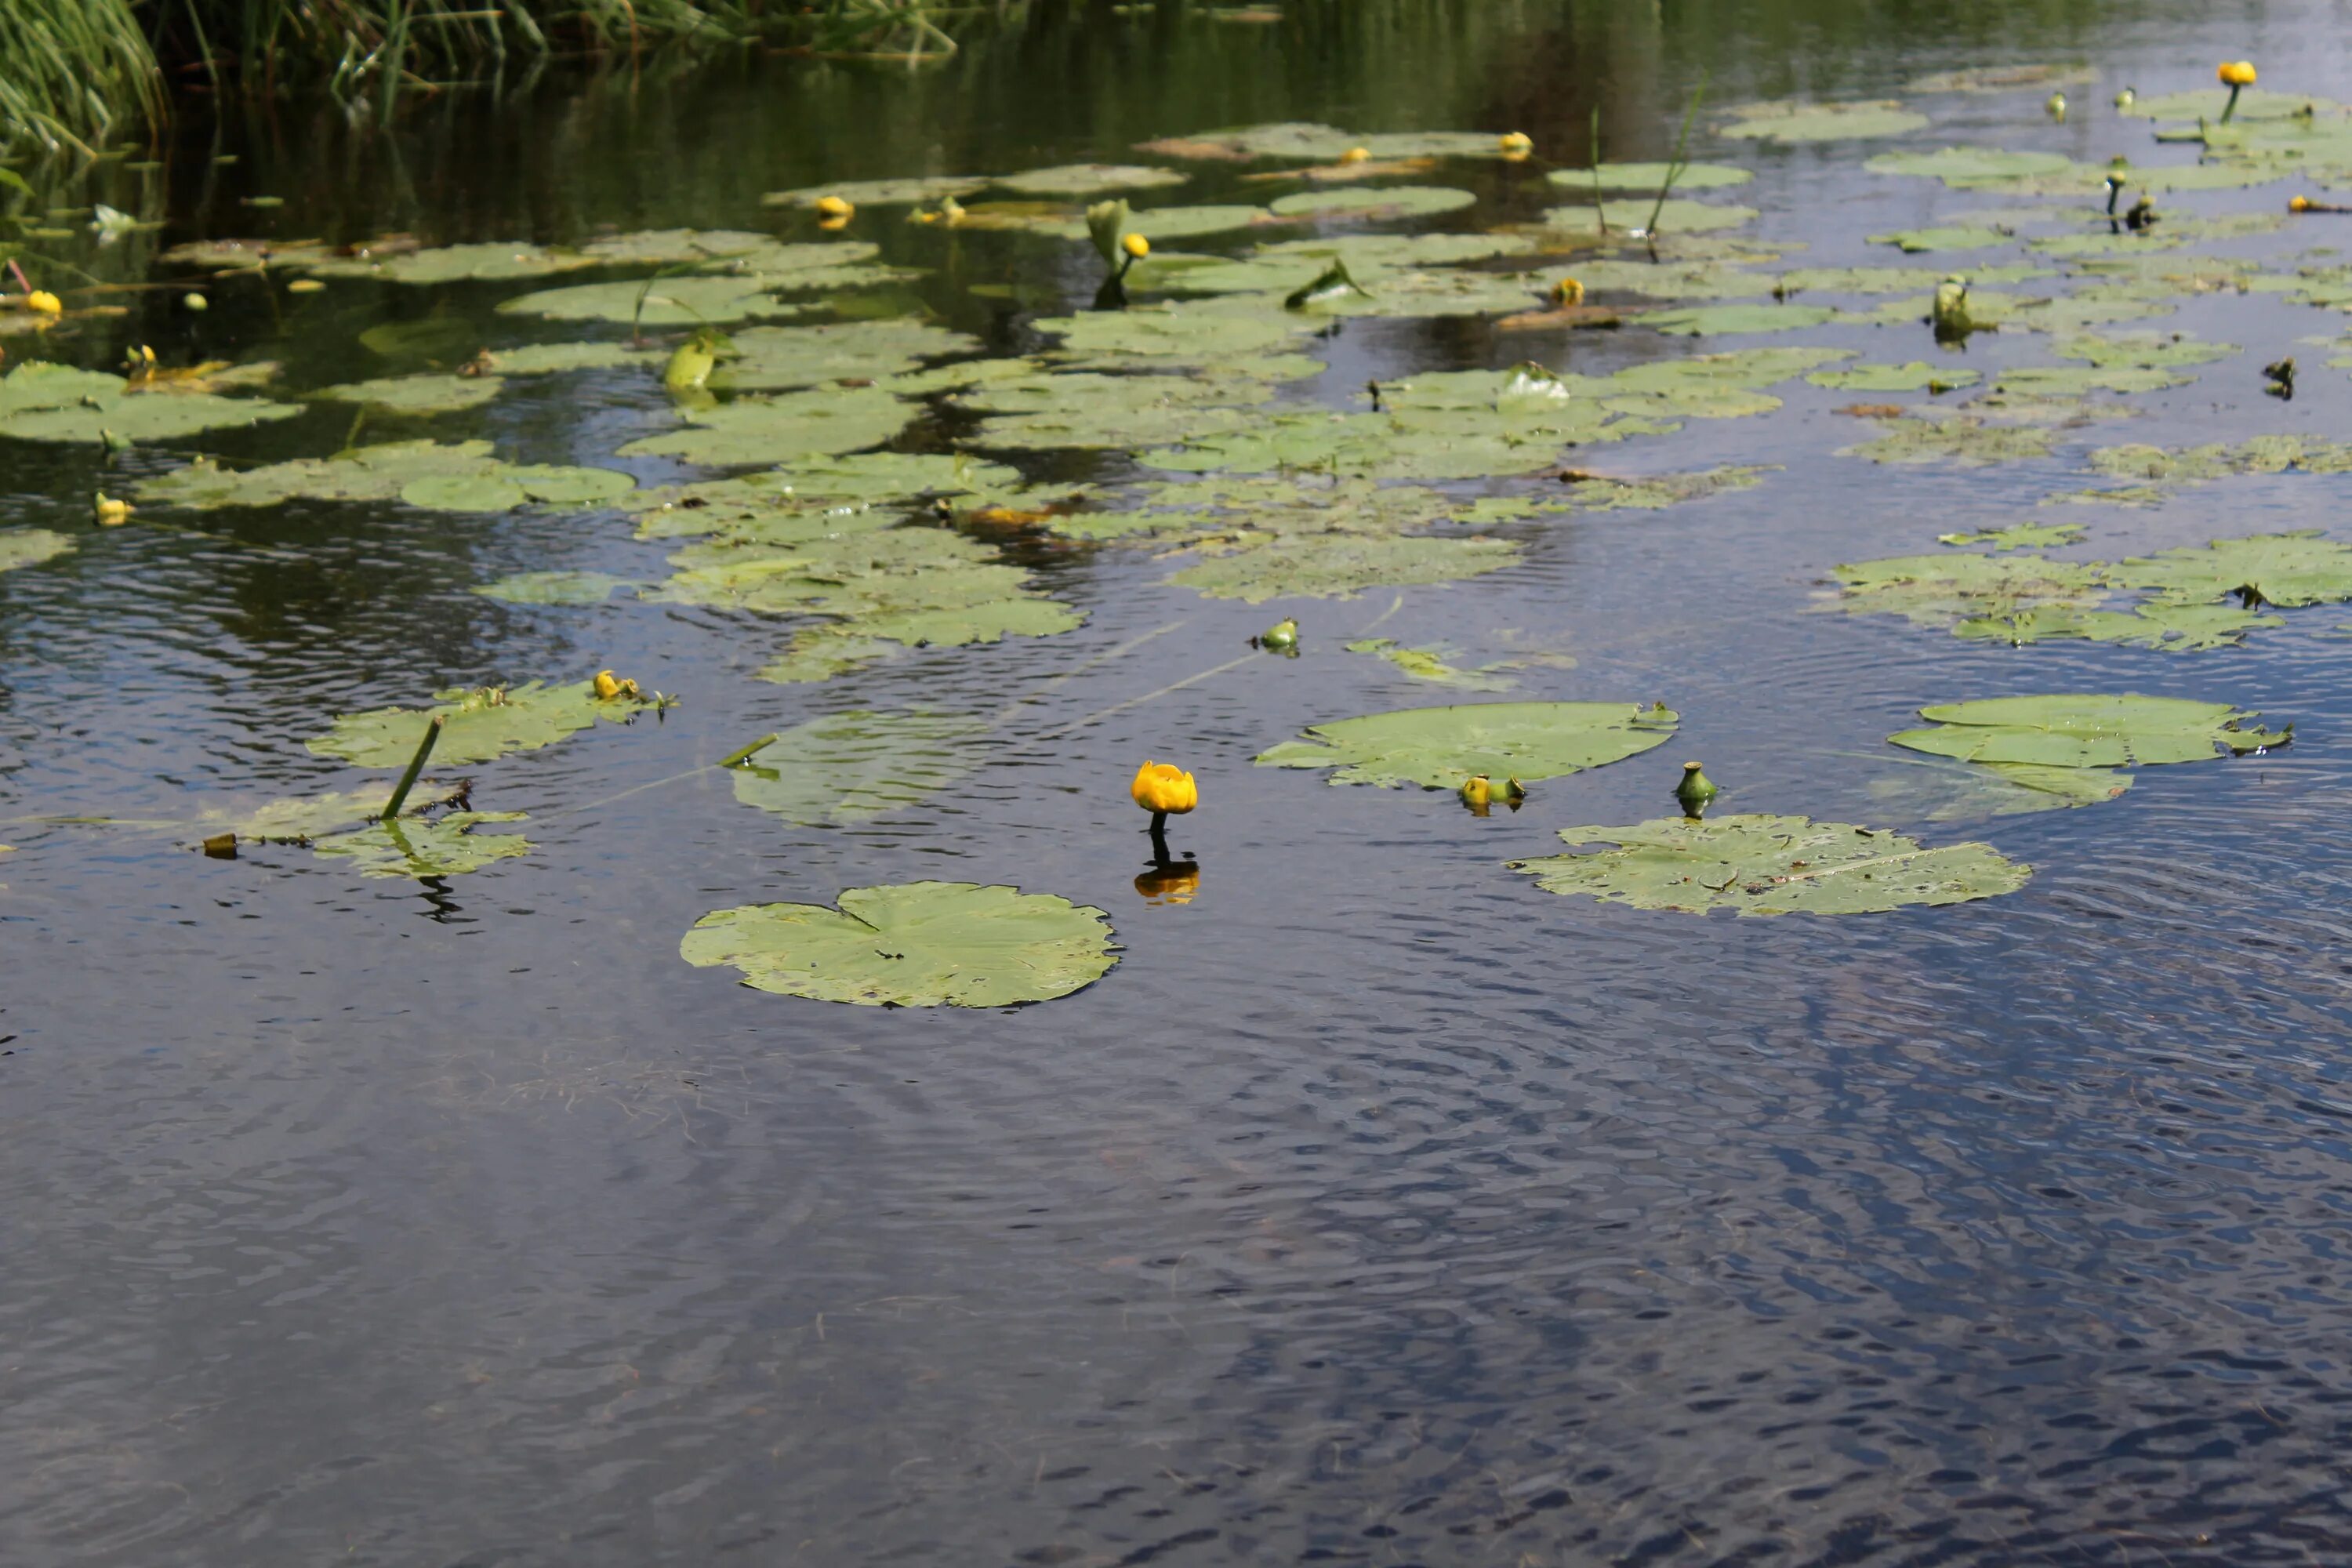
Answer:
top-left (1339, 146), bottom-right (1371, 165)
top-left (1459, 775), bottom-right (1494, 810)
top-left (1550, 277), bottom-right (1585, 307)
top-left (2218, 60), bottom-right (2258, 86)
top-left (815, 194), bottom-right (855, 219)
top-left (1498, 131), bottom-right (1534, 157)
top-left (1131, 760), bottom-right (1198, 817)
top-left (93, 492), bottom-right (131, 525)
top-left (2292, 194), bottom-right (2314, 212)
top-left (591, 669), bottom-right (641, 701)
top-left (24, 290), bottom-right (60, 315)
top-left (1123, 232), bottom-right (1150, 259)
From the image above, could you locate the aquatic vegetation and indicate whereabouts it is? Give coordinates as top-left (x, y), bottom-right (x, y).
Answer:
top-left (1633, 303), bottom-right (1839, 336)
top-left (1344, 640), bottom-right (1519, 691)
top-left (1265, 185), bottom-right (1476, 220)
top-left (310, 812), bottom-right (533, 880)
top-left (681, 883), bottom-right (1119, 1006)
top-left (767, 176), bottom-right (989, 209)
top-left (1828, 551), bottom-right (2109, 624)
top-left (1870, 225), bottom-right (2014, 253)
top-left (1255, 701), bottom-right (1677, 789)
top-left (1719, 100), bottom-right (1929, 142)
top-left (994, 163), bottom-right (1188, 196)
top-left (138, 441), bottom-right (633, 511)
top-left (1890, 695), bottom-right (2286, 769)
top-left (1131, 761), bottom-right (1199, 825)
top-left (727, 711), bottom-right (984, 825)
top-left (308, 678), bottom-right (659, 768)
top-left (1171, 532), bottom-right (1521, 601)
top-left (1509, 815), bottom-right (2029, 915)
top-left (0, 360), bottom-right (296, 444)
top-left (473, 572), bottom-right (637, 605)
top-left (1538, 198), bottom-right (1760, 236)
top-left (1550, 162), bottom-right (1753, 191)
top-left (615, 384), bottom-right (911, 465)
top-left (2111, 531), bottom-right (2352, 608)
top-left (0, 528), bottom-right (73, 572)
top-left (310, 373), bottom-right (505, 414)
top-left (1807, 362), bottom-right (1978, 392)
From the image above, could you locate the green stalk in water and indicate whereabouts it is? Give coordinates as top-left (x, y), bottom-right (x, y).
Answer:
top-left (1588, 104), bottom-right (1607, 235)
top-left (1644, 70), bottom-right (1710, 256)
top-left (380, 714), bottom-right (444, 821)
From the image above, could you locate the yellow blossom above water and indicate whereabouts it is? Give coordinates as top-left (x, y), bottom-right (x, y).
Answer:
top-left (1131, 760), bottom-right (1198, 815)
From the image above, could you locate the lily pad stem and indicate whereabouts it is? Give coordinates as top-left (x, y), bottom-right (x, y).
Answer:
top-left (718, 732), bottom-right (780, 769)
top-left (379, 715), bottom-right (444, 822)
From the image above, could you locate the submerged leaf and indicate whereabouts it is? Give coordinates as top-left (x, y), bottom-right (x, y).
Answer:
top-left (680, 882), bottom-right (1119, 1007)
top-left (1344, 638), bottom-right (1519, 691)
top-left (728, 710), bottom-right (984, 825)
top-left (1510, 814), bottom-right (2029, 915)
top-left (0, 528), bottom-right (73, 572)
top-left (1889, 695), bottom-right (2287, 768)
top-left (310, 812), bottom-right (532, 879)
top-left (1721, 100), bottom-right (1930, 142)
top-left (1255, 700), bottom-right (1676, 788)
top-left (472, 571), bottom-right (636, 605)
top-left (308, 680), bottom-right (655, 768)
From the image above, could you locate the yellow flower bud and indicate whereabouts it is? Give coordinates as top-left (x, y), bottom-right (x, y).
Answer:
top-left (818, 214), bottom-right (851, 232)
top-left (2218, 60), bottom-right (2258, 87)
top-left (814, 194), bottom-right (855, 219)
top-left (1338, 147), bottom-right (1371, 165)
top-left (1131, 760), bottom-right (1198, 816)
top-left (1498, 131), bottom-right (1534, 157)
top-left (24, 291), bottom-right (60, 316)
top-left (2292, 194), bottom-right (2314, 212)
top-left (593, 670), bottom-right (641, 701)
top-left (1459, 775), bottom-right (1493, 810)
top-left (1550, 277), bottom-right (1585, 307)
top-left (1123, 232), bottom-right (1150, 259)
top-left (93, 492), bottom-right (131, 526)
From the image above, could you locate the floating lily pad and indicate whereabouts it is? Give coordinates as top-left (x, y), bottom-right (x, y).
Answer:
top-left (0, 528), bottom-right (72, 572)
top-left (1840, 416), bottom-right (2061, 466)
top-left (994, 163), bottom-right (1189, 196)
top-left (1904, 64), bottom-right (2095, 94)
top-left (1771, 264), bottom-right (1961, 296)
top-left (1267, 185), bottom-right (1476, 220)
top-left (1510, 814), bottom-right (2029, 915)
top-left (472, 571), bottom-right (636, 604)
top-left (298, 241), bottom-right (594, 284)
top-left (1938, 520), bottom-right (2082, 550)
top-left (0, 361), bottom-right (296, 445)
top-left (1633, 303), bottom-right (1839, 336)
top-left (137, 441), bottom-right (633, 510)
top-left (962, 368), bottom-right (1276, 450)
top-left (2111, 531), bottom-right (2352, 608)
top-left (1870, 225), bottom-right (2014, 252)
top-left (192, 788), bottom-right (435, 842)
top-left (728, 710), bottom-right (984, 825)
top-left (1721, 100), bottom-right (1930, 142)
top-left (310, 812), bottom-right (532, 879)
top-left (1992, 363), bottom-right (2190, 394)
top-left (1889, 695), bottom-right (2287, 769)
top-left (308, 680), bottom-right (655, 768)
top-left (765, 176), bottom-right (990, 207)
top-left (2054, 331), bottom-right (2238, 368)
top-left (1137, 124), bottom-right (1360, 162)
top-left (1538, 198), bottom-right (1761, 235)
top-left (1807, 361), bottom-right (1980, 391)
top-left (575, 229), bottom-right (782, 266)
top-left (1255, 700), bottom-right (1676, 788)
top-left (1344, 639), bottom-right (1518, 691)
top-left (1869, 757), bottom-right (2132, 822)
top-left (680, 882), bottom-right (1119, 1007)
top-left (1864, 147), bottom-right (2077, 184)
top-left (616, 384), bottom-right (910, 465)
top-left (1550, 162), bottom-right (1754, 191)
top-left (310, 373), bottom-right (504, 414)
top-left (498, 274), bottom-right (812, 326)
top-left (1555, 465), bottom-right (1779, 510)
top-left (713, 319), bottom-right (978, 391)
top-left (1171, 532), bottom-right (1519, 601)
top-left (2123, 88), bottom-right (2341, 122)
top-left (1830, 550), bottom-right (2107, 623)
top-left (626, 453), bottom-right (1022, 523)
top-left (1954, 602), bottom-right (2282, 650)
top-left (1036, 301), bottom-right (1310, 365)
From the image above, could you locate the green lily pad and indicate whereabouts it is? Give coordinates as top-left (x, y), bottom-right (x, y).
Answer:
top-left (963, 368), bottom-right (1274, 450)
top-left (2124, 88), bottom-right (2341, 122)
top-left (765, 176), bottom-right (990, 207)
top-left (1538, 198), bottom-right (1761, 235)
top-left (1171, 532), bottom-right (1519, 601)
top-left (1721, 100), bottom-right (1931, 142)
top-left (728, 710), bottom-right (983, 825)
top-left (308, 680), bottom-right (655, 768)
top-left (1954, 602), bottom-right (2283, 650)
top-left (626, 453), bottom-right (1022, 524)
top-left (2028, 232), bottom-right (2185, 260)
top-left (1267, 185), bottom-right (1476, 220)
top-left (1869, 757), bottom-right (2132, 822)
top-left (1864, 147), bottom-right (2078, 183)
top-left (854, 596), bottom-right (1087, 647)
top-left (310, 373), bottom-right (504, 414)
top-left (1108, 204), bottom-right (1281, 243)
top-left (1829, 550), bottom-right (2108, 623)
top-left (1904, 64), bottom-right (2096, 94)
top-left (1555, 465), bottom-right (1779, 510)
top-left (615, 384), bottom-right (910, 465)
top-left (1808, 361), bottom-right (1980, 391)
top-left (1632, 303), bottom-right (1840, 336)
top-left (137, 441), bottom-right (633, 511)
top-left (1889, 695), bottom-right (2287, 768)
top-left (1840, 416), bottom-right (2062, 466)
top-left (1550, 162), bottom-right (1754, 191)
top-left (994, 163), bottom-right (1188, 196)
top-left (297, 241), bottom-right (595, 283)
top-left (472, 571), bottom-right (636, 605)
top-left (713, 319), bottom-right (978, 391)
top-left (756, 634), bottom-right (904, 685)
top-left (680, 882), bottom-right (1119, 1007)
top-left (1254, 699), bottom-right (1677, 788)
top-left (1036, 301), bottom-right (1310, 364)
top-left (2054, 332), bottom-right (2238, 368)
top-left (575, 230), bottom-right (782, 266)
top-left (1138, 407), bottom-right (1604, 481)
top-left (1509, 814), bottom-right (2029, 915)
top-left (2110, 531), bottom-right (2352, 608)
top-left (1870, 225), bottom-right (2015, 252)
top-left (1938, 520), bottom-right (2082, 549)
top-left (1136, 124), bottom-right (1360, 162)
top-left (191, 787), bottom-right (441, 842)
top-left (498, 274), bottom-right (814, 326)
top-left (310, 812), bottom-right (532, 879)
top-left (1343, 639), bottom-right (1518, 691)
top-left (0, 528), bottom-right (73, 572)
top-left (0, 361), bottom-right (297, 445)
top-left (1992, 363), bottom-right (2191, 394)
top-left (1772, 264), bottom-right (1963, 296)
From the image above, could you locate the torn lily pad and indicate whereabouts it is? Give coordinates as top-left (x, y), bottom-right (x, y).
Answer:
top-left (1721, 100), bottom-right (1930, 142)
top-left (0, 361), bottom-right (296, 444)
top-left (0, 528), bottom-right (72, 572)
top-left (1938, 520), bottom-right (2082, 550)
top-left (1829, 550), bottom-right (2107, 624)
top-left (1255, 700), bottom-right (1676, 789)
top-left (308, 679), bottom-right (656, 768)
top-left (472, 571), bottom-right (636, 605)
top-left (1510, 814), bottom-right (2029, 915)
top-left (727, 710), bottom-right (984, 825)
top-left (681, 882), bottom-right (1118, 1007)
top-left (1870, 756), bottom-right (2132, 822)
top-left (310, 812), bottom-right (532, 879)
top-left (1890, 695), bottom-right (2288, 769)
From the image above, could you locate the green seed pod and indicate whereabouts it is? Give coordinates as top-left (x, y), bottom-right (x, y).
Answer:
top-left (1674, 760), bottom-right (1719, 813)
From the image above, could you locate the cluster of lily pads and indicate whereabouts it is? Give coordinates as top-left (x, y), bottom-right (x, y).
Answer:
top-left (0, 75), bottom-right (2336, 1007)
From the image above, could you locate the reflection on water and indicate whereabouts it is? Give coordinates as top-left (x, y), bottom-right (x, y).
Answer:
top-left (9, 0), bottom-right (2352, 1564)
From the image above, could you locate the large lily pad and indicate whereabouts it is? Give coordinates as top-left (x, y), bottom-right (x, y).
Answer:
top-left (1267, 185), bottom-right (1476, 220)
top-left (138, 441), bottom-right (632, 511)
top-left (1807, 361), bottom-right (1980, 391)
top-left (2123, 88), bottom-right (2341, 122)
top-left (616, 384), bottom-right (910, 465)
top-left (1509, 814), bottom-right (2029, 915)
top-left (1721, 100), bottom-right (1930, 142)
top-left (994, 163), bottom-right (1188, 196)
top-left (1889, 695), bottom-right (2287, 768)
top-left (1864, 147), bottom-right (2077, 184)
top-left (2110, 531), bottom-right (2352, 608)
top-left (1829, 550), bottom-right (2107, 623)
top-left (297, 241), bottom-right (594, 284)
top-left (1254, 700), bottom-right (1677, 788)
top-left (498, 275), bottom-right (811, 326)
top-left (308, 680), bottom-right (655, 768)
top-left (714, 319), bottom-right (978, 391)
top-left (1035, 301), bottom-right (1310, 365)
top-left (1171, 532), bottom-right (1519, 601)
top-left (1137, 124), bottom-right (1359, 162)
top-left (1870, 225), bottom-right (2015, 252)
top-left (680, 882), bottom-right (1118, 1007)
top-left (310, 812), bottom-right (532, 879)
top-left (0, 361), bottom-right (297, 444)
top-left (1839, 416), bottom-right (2061, 467)
top-left (728, 710), bottom-right (983, 825)
top-left (0, 528), bottom-right (73, 572)
top-left (765, 176), bottom-right (990, 207)
top-left (1953, 603), bottom-right (2283, 651)
top-left (310, 373), bottom-right (504, 414)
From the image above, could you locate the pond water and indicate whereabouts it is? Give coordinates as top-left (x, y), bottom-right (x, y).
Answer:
top-left (11, 1), bottom-right (2352, 1562)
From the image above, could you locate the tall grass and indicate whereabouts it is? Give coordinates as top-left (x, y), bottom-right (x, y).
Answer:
top-left (0, 0), bottom-right (158, 154)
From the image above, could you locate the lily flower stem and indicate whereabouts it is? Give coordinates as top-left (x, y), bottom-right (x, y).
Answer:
top-left (2223, 83), bottom-right (2242, 123)
top-left (379, 715), bottom-right (445, 822)
top-left (1588, 105), bottom-right (1606, 235)
top-left (1149, 811), bottom-right (1168, 837)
